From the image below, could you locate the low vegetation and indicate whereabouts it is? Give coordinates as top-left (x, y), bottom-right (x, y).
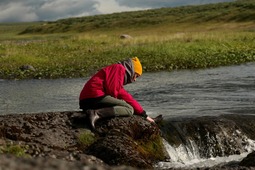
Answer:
top-left (0, 0), bottom-right (254, 79)
top-left (78, 130), bottom-right (96, 149)
top-left (137, 135), bottom-right (166, 161)
top-left (0, 144), bottom-right (29, 157)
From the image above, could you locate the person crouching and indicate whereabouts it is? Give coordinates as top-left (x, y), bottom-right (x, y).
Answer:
top-left (79, 57), bottom-right (155, 130)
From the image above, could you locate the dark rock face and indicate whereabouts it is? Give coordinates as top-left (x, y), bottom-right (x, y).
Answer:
top-left (1, 112), bottom-right (255, 170)
top-left (0, 111), bottom-right (165, 169)
top-left (0, 112), bottom-right (83, 158)
top-left (239, 151), bottom-right (255, 167)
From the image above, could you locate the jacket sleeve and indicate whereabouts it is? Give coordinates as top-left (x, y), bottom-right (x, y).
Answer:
top-left (118, 88), bottom-right (144, 114)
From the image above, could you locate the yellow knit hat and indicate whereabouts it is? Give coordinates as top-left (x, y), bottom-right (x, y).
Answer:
top-left (132, 57), bottom-right (142, 76)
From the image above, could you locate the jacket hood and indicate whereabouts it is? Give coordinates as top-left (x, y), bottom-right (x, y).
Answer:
top-left (118, 58), bottom-right (135, 85)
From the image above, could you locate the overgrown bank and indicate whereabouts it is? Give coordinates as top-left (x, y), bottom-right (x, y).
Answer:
top-left (0, 31), bottom-right (254, 80)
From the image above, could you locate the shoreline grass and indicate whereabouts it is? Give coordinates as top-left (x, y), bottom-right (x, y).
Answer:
top-left (0, 27), bottom-right (254, 80)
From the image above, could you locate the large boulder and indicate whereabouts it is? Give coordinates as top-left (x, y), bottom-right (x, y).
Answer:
top-left (87, 116), bottom-right (167, 169)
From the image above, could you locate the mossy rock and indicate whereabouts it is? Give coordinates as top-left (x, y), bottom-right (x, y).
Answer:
top-left (86, 116), bottom-right (168, 169)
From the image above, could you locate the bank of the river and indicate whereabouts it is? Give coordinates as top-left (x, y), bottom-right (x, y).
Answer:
top-left (0, 111), bottom-right (255, 170)
top-left (0, 29), bottom-right (254, 80)
top-left (0, 111), bottom-right (166, 169)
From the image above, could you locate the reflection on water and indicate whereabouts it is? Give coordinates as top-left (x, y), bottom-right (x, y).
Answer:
top-left (1, 62), bottom-right (255, 116)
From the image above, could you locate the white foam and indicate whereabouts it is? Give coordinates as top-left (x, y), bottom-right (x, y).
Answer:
top-left (155, 137), bottom-right (255, 169)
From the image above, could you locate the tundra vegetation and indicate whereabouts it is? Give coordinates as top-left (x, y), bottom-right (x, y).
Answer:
top-left (0, 0), bottom-right (254, 79)
top-left (0, 144), bottom-right (28, 157)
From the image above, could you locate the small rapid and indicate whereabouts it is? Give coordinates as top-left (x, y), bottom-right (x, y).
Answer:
top-left (155, 115), bottom-right (255, 169)
top-left (156, 139), bottom-right (250, 169)
top-left (156, 136), bottom-right (255, 169)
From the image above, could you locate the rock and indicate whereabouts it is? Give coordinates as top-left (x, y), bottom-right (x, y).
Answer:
top-left (19, 65), bottom-right (36, 71)
top-left (87, 116), bottom-right (168, 169)
top-left (0, 154), bottom-right (108, 170)
top-left (119, 34), bottom-right (132, 39)
top-left (0, 111), bottom-right (165, 169)
top-left (239, 151), bottom-right (255, 167)
top-left (2, 111), bottom-right (253, 170)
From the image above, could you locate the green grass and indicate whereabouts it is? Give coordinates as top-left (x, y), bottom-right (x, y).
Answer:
top-left (0, 0), bottom-right (255, 79)
top-left (19, 0), bottom-right (255, 34)
top-left (0, 144), bottom-right (29, 157)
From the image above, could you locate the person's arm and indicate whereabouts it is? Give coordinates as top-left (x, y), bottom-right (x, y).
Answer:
top-left (118, 88), bottom-right (155, 123)
top-left (118, 88), bottom-right (143, 113)
top-left (146, 116), bottom-right (155, 123)
top-left (140, 110), bottom-right (155, 123)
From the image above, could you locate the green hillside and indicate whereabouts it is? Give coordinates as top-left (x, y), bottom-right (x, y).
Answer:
top-left (20, 0), bottom-right (255, 34)
top-left (0, 0), bottom-right (254, 79)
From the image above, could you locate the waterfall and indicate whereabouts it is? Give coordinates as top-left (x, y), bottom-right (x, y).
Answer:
top-left (162, 138), bottom-right (200, 163)
top-left (155, 115), bottom-right (255, 169)
top-left (155, 136), bottom-right (255, 169)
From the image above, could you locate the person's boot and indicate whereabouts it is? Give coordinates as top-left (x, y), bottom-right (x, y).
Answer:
top-left (86, 107), bottom-right (115, 130)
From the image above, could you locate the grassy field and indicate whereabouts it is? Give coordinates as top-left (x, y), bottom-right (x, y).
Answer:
top-left (0, 0), bottom-right (254, 79)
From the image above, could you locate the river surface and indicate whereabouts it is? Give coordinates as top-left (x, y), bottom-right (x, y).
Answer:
top-left (1, 62), bottom-right (255, 116)
top-left (1, 62), bottom-right (255, 169)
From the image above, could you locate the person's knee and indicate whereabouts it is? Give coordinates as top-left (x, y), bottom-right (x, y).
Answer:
top-left (126, 107), bottom-right (134, 116)
top-left (125, 103), bottom-right (134, 116)
top-left (114, 106), bottom-right (134, 116)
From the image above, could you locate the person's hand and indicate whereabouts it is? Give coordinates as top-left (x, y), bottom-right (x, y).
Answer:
top-left (152, 114), bottom-right (163, 124)
top-left (146, 116), bottom-right (155, 123)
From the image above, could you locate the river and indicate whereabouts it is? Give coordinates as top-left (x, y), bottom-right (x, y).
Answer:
top-left (1, 62), bottom-right (255, 117)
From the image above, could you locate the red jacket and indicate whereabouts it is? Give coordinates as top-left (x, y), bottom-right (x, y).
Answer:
top-left (79, 63), bottom-right (144, 114)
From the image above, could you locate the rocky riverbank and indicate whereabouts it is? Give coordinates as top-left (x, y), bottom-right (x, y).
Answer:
top-left (0, 111), bottom-right (167, 170)
top-left (0, 111), bottom-right (254, 170)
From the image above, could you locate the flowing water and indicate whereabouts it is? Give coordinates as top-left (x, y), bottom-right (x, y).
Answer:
top-left (1, 62), bottom-right (255, 168)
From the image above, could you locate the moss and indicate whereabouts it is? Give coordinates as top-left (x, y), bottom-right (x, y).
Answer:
top-left (0, 144), bottom-right (29, 157)
top-left (137, 135), bottom-right (166, 162)
top-left (78, 130), bottom-right (96, 149)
